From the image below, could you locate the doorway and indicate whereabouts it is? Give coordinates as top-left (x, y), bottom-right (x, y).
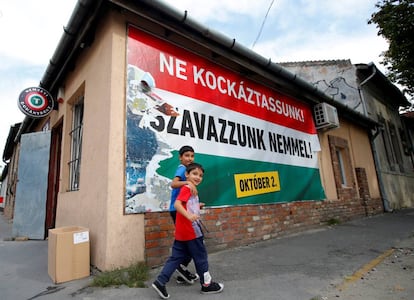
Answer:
top-left (45, 121), bottom-right (63, 237)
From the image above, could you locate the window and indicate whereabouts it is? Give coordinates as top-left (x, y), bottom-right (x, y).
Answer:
top-left (378, 114), bottom-right (405, 172)
top-left (377, 117), bottom-right (393, 169)
top-left (336, 149), bottom-right (347, 186)
top-left (389, 123), bottom-right (404, 172)
top-left (399, 127), bottom-right (414, 170)
top-left (328, 135), bottom-right (358, 200)
top-left (68, 97), bottom-right (84, 191)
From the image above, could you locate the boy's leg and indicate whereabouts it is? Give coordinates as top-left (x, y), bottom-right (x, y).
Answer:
top-left (153, 240), bottom-right (189, 299)
top-left (170, 211), bottom-right (198, 284)
top-left (169, 211), bottom-right (191, 268)
top-left (186, 237), bottom-right (209, 284)
top-left (178, 255), bottom-right (194, 272)
top-left (187, 237), bottom-right (224, 294)
top-left (155, 240), bottom-right (187, 285)
top-left (176, 259), bottom-right (199, 284)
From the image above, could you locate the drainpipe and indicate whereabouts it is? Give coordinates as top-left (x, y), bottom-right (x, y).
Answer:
top-left (358, 62), bottom-right (376, 116)
top-left (359, 62), bottom-right (377, 86)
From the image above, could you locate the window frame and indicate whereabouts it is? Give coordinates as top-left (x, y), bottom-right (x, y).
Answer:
top-left (328, 135), bottom-right (358, 200)
top-left (68, 96), bottom-right (84, 191)
top-left (336, 148), bottom-right (347, 186)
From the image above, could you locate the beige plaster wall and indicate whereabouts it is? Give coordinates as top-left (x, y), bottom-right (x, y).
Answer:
top-left (42, 8), bottom-right (381, 271)
top-left (317, 118), bottom-right (380, 200)
top-left (348, 122), bottom-right (380, 199)
top-left (317, 129), bottom-right (336, 199)
top-left (51, 12), bottom-right (145, 271)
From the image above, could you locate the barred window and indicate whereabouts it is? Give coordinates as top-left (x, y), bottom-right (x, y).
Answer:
top-left (68, 97), bottom-right (84, 191)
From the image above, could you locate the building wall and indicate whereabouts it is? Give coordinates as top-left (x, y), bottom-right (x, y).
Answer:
top-left (2, 143), bottom-right (20, 220)
top-left (283, 60), bottom-right (414, 209)
top-left (56, 12), bottom-right (381, 269)
top-left (317, 119), bottom-right (380, 200)
top-left (39, 13), bottom-right (146, 271)
top-left (361, 83), bottom-right (414, 209)
top-left (280, 60), bottom-right (364, 114)
top-left (145, 118), bottom-right (383, 267)
top-left (0, 175), bottom-right (6, 209)
top-left (382, 172), bottom-right (414, 208)
top-left (146, 199), bottom-right (383, 267)
top-left (6, 11), bottom-right (385, 270)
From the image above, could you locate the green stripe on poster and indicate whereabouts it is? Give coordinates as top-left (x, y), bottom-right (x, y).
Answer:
top-left (157, 152), bottom-right (325, 207)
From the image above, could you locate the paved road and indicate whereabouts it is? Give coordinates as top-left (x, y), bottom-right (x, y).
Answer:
top-left (1, 209), bottom-right (414, 300)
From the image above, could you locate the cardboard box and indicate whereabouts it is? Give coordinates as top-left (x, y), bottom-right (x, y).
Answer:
top-left (48, 226), bottom-right (90, 283)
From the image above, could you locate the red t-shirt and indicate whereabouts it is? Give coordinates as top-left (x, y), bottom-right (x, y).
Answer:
top-left (175, 185), bottom-right (203, 241)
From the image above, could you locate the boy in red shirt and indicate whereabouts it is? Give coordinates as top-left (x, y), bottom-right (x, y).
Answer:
top-left (169, 145), bottom-right (199, 284)
top-left (152, 163), bottom-right (224, 299)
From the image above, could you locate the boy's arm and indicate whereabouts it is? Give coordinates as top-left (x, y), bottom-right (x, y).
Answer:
top-left (170, 176), bottom-right (187, 188)
top-left (171, 176), bottom-right (198, 195)
top-left (174, 200), bottom-right (199, 222)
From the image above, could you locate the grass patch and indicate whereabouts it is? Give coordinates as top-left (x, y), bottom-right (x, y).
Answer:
top-left (326, 218), bottom-right (341, 226)
top-left (91, 262), bottom-right (149, 288)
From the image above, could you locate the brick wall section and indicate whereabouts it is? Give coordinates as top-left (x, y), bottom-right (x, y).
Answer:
top-left (144, 196), bottom-right (384, 267)
top-left (355, 167), bottom-right (383, 215)
top-left (144, 135), bottom-right (385, 267)
top-left (145, 212), bottom-right (175, 266)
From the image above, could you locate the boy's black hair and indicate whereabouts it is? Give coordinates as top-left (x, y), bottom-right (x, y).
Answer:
top-left (179, 145), bottom-right (194, 156)
top-left (186, 162), bottom-right (204, 174)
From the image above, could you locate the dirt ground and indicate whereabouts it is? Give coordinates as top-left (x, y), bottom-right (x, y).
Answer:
top-left (321, 246), bottom-right (414, 300)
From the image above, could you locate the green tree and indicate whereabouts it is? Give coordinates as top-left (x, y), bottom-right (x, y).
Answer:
top-left (369, 0), bottom-right (414, 101)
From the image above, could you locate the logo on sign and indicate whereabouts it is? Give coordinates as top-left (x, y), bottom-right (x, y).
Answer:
top-left (18, 87), bottom-right (54, 118)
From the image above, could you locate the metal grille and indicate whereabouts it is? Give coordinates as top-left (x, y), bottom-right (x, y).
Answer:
top-left (68, 97), bottom-right (84, 191)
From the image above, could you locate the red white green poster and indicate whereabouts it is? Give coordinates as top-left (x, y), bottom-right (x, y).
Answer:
top-left (125, 25), bottom-right (325, 213)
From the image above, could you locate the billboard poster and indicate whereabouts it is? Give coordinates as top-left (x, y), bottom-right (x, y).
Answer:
top-left (125, 25), bottom-right (325, 213)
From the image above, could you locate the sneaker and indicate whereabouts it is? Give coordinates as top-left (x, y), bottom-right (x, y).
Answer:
top-left (152, 280), bottom-right (170, 299)
top-left (201, 281), bottom-right (224, 294)
top-left (176, 276), bottom-right (186, 284)
top-left (176, 266), bottom-right (199, 284)
top-left (176, 273), bottom-right (199, 284)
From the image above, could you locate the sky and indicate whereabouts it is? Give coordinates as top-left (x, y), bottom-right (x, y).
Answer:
top-left (0, 0), bottom-right (388, 168)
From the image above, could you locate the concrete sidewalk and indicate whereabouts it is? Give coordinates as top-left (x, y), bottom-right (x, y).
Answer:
top-left (1, 209), bottom-right (414, 300)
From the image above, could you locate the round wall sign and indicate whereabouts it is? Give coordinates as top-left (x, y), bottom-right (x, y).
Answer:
top-left (18, 87), bottom-right (54, 118)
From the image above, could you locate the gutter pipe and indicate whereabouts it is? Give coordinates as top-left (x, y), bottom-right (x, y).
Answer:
top-left (359, 62), bottom-right (377, 86)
